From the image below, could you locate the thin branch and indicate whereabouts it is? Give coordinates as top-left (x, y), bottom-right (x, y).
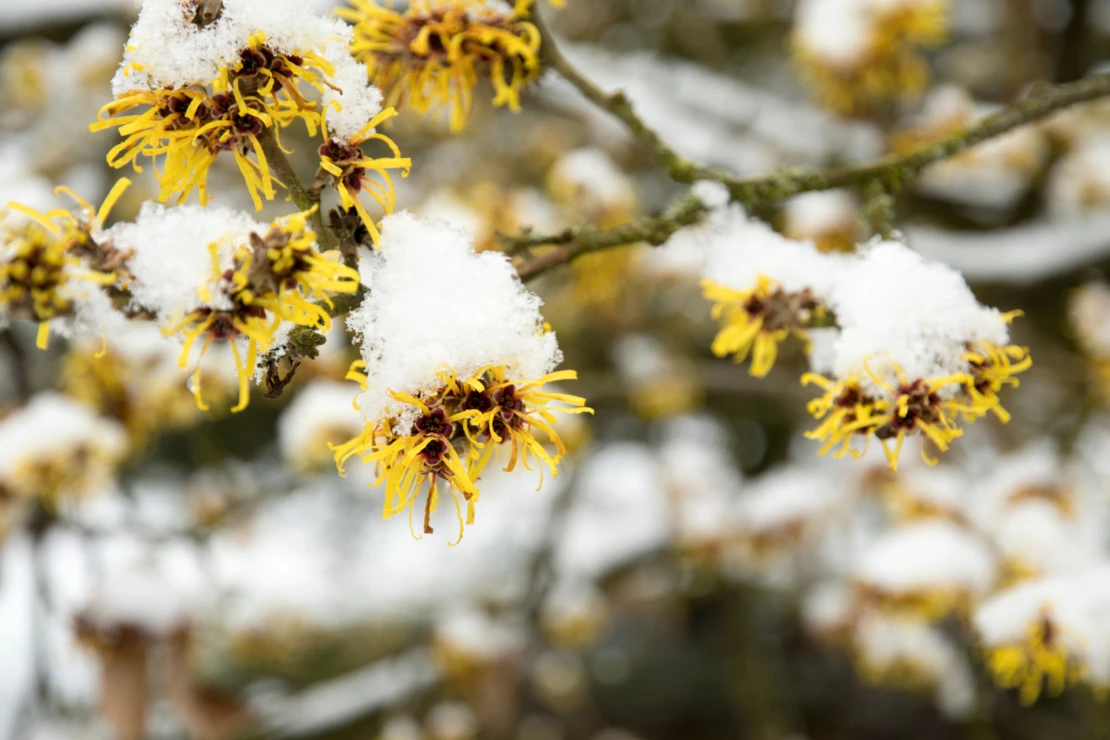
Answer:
top-left (255, 127), bottom-right (335, 250)
top-left (706, 72), bottom-right (1110, 203)
top-left (513, 193), bottom-right (706, 282)
top-left (532, 8), bottom-right (699, 182)
top-left (507, 65), bottom-right (1110, 278)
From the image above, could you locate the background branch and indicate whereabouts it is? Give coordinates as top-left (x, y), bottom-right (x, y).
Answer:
top-left (513, 20), bottom-right (1110, 279)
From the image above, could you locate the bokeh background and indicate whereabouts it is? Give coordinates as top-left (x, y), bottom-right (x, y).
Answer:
top-left (6, 0), bottom-right (1110, 739)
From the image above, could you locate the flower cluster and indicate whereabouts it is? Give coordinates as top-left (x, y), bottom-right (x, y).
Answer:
top-left (107, 204), bottom-right (359, 413)
top-left (1, 179), bottom-right (131, 349)
top-left (0, 393), bottom-right (127, 511)
top-left (792, 0), bottom-right (948, 117)
top-left (334, 364), bottom-right (588, 540)
top-left (695, 196), bottom-right (1030, 470)
top-left (335, 213), bottom-right (590, 540)
top-left (91, 0), bottom-right (408, 232)
top-left (339, 0), bottom-right (548, 132)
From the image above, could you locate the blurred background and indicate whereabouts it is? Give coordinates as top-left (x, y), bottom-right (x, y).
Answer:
top-left (7, 0), bottom-right (1110, 738)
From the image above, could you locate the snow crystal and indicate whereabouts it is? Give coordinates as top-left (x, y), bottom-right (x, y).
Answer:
top-left (321, 42), bottom-right (386, 141)
top-left (347, 212), bottom-right (562, 428)
top-left (781, 190), bottom-right (860, 239)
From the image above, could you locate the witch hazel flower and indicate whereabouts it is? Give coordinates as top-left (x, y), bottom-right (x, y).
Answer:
top-left (792, 0), bottom-right (948, 116)
top-left (803, 240), bottom-right (1030, 470)
top-left (91, 0), bottom-right (408, 218)
top-left (338, 0), bottom-right (547, 132)
top-left (973, 566), bottom-right (1110, 704)
top-left (0, 393), bottom-right (127, 510)
top-left (334, 213), bottom-right (591, 542)
top-left (700, 206), bottom-right (845, 378)
top-left (107, 202), bottom-right (359, 413)
top-left (1, 179), bottom-right (133, 349)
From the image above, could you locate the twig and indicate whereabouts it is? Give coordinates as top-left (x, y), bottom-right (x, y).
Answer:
top-left (513, 192), bottom-right (706, 282)
top-left (532, 8), bottom-right (700, 182)
top-left (255, 127), bottom-right (335, 250)
top-left (506, 58), bottom-right (1110, 278)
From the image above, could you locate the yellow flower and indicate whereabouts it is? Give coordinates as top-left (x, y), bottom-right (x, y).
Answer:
top-left (2, 178), bottom-right (132, 349)
top-left (703, 276), bottom-right (828, 378)
top-left (986, 616), bottom-right (1084, 705)
top-left (332, 364), bottom-right (591, 542)
top-left (316, 108), bottom-right (412, 243)
top-left (792, 0), bottom-right (948, 117)
top-left (339, 0), bottom-right (543, 132)
top-left (804, 361), bottom-right (969, 470)
top-left (165, 210), bottom-right (360, 413)
top-left (91, 32), bottom-right (331, 209)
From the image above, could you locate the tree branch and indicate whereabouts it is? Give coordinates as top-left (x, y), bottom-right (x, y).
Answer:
top-left (508, 48), bottom-right (1110, 278)
top-left (255, 127), bottom-right (335, 250)
top-left (513, 193), bottom-right (706, 282)
top-left (532, 8), bottom-right (699, 182)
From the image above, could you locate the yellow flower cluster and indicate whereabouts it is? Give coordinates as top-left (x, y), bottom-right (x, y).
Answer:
top-left (793, 0), bottom-right (948, 117)
top-left (802, 335), bottom-right (1031, 470)
top-left (702, 276), bottom-right (831, 379)
top-left (339, 0), bottom-right (548, 132)
top-left (92, 31), bottom-right (408, 224)
top-left (1, 179), bottom-right (131, 350)
top-left (333, 365), bottom-right (591, 542)
top-left (165, 209), bottom-right (360, 413)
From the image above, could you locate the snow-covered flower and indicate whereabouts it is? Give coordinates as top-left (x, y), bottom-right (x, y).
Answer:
top-left (109, 204), bottom-right (360, 412)
top-left (92, 0), bottom-right (405, 216)
top-left (339, 0), bottom-right (546, 132)
top-left (701, 208), bottom-right (843, 378)
top-left (851, 614), bottom-right (976, 719)
top-left (853, 519), bottom-right (995, 618)
top-left (974, 567), bottom-right (1110, 704)
top-left (792, 0), bottom-right (948, 116)
top-left (0, 393), bottom-right (127, 508)
top-left (1, 179), bottom-right (131, 349)
top-left (780, 190), bottom-right (865, 254)
top-left (803, 241), bottom-right (1030, 469)
top-left (335, 214), bottom-right (591, 540)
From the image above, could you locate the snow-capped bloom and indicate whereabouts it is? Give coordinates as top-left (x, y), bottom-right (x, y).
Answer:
top-left (792, 0), bottom-right (948, 116)
top-left (854, 519), bottom-right (996, 618)
top-left (802, 241), bottom-right (1030, 469)
top-left (973, 567), bottom-right (1110, 704)
top-left (0, 393), bottom-right (127, 508)
top-left (701, 208), bottom-right (843, 378)
top-left (335, 213), bottom-right (591, 540)
top-left (108, 203), bottom-right (359, 412)
top-left (339, 0), bottom-right (545, 132)
top-left (852, 614), bottom-right (976, 719)
top-left (92, 0), bottom-right (405, 215)
top-left (612, 335), bottom-right (703, 420)
top-left (1, 178), bottom-right (131, 349)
